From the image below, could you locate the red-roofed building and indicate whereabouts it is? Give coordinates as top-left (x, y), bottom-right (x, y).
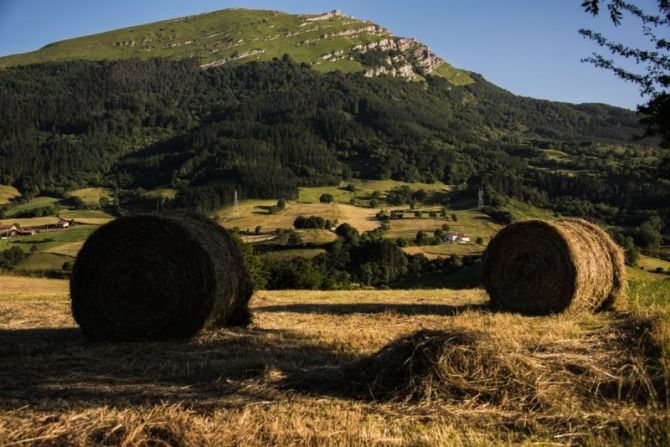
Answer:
top-left (0, 224), bottom-right (17, 238)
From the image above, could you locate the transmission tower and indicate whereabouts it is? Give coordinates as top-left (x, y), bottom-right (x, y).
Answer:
top-left (232, 190), bottom-right (240, 218)
top-left (478, 187), bottom-right (484, 210)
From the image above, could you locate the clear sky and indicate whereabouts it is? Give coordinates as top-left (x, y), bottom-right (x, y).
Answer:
top-left (0, 0), bottom-right (661, 109)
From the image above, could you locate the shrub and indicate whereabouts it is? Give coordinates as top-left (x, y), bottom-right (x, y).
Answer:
top-left (319, 193), bottom-right (334, 203)
top-left (287, 230), bottom-right (303, 246)
top-left (294, 215), bottom-right (326, 229)
top-left (0, 246), bottom-right (27, 270)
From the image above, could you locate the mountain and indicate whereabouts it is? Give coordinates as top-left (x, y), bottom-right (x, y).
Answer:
top-left (0, 9), bottom-right (666, 230)
top-left (0, 8), bottom-right (473, 85)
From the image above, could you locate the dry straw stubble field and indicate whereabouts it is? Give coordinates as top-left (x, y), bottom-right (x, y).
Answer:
top-left (0, 276), bottom-right (668, 446)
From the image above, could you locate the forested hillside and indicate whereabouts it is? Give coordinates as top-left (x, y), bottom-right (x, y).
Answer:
top-left (0, 56), bottom-right (667, 229)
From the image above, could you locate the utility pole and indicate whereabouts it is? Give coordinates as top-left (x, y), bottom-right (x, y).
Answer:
top-left (232, 190), bottom-right (240, 219)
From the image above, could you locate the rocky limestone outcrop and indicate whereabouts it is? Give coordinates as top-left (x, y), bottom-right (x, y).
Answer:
top-left (201, 49), bottom-right (265, 68)
top-left (353, 37), bottom-right (444, 79)
top-left (364, 63), bottom-right (415, 79)
top-left (302, 10), bottom-right (343, 24)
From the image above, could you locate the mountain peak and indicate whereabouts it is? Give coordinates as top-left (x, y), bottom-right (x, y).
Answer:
top-left (0, 8), bottom-right (473, 85)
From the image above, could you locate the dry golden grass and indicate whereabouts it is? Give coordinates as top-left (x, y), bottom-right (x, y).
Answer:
top-left (69, 217), bottom-right (114, 225)
top-left (218, 201), bottom-right (381, 234)
top-left (0, 216), bottom-right (61, 227)
top-left (0, 278), bottom-right (668, 446)
top-left (0, 275), bottom-right (68, 300)
top-left (0, 184), bottom-right (20, 205)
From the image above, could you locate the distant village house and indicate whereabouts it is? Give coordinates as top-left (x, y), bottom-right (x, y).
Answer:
top-left (0, 224), bottom-right (17, 238)
top-left (444, 232), bottom-right (470, 244)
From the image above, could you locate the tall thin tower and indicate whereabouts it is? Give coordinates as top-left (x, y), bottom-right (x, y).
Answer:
top-left (478, 187), bottom-right (484, 210)
top-left (232, 190), bottom-right (240, 219)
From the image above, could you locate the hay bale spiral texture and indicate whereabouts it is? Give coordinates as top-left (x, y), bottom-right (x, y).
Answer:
top-left (483, 218), bottom-right (625, 315)
top-left (71, 214), bottom-right (254, 340)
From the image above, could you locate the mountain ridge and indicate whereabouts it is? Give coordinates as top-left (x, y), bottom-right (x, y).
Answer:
top-left (0, 8), bottom-right (473, 85)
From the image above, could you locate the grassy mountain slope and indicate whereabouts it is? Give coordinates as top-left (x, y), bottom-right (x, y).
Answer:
top-left (0, 8), bottom-right (473, 85)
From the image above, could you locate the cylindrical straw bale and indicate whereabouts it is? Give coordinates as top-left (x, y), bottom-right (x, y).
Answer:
top-left (70, 214), bottom-right (254, 340)
top-left (483, 218), bottom-right (625, 315)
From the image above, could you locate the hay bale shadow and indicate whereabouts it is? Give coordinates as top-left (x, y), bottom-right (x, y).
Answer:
top-left (255, 302), bottom-right (487, 316)
top-left (0, 326), bottom-right (353, 411)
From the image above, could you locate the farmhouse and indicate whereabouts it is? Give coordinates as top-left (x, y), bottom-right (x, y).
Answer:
top-left (0, 224), bottom-right (17, 238)
top-left (16, 228), bottom-right (37, 236)
top-left (445, 232), bottom-right (470, 244)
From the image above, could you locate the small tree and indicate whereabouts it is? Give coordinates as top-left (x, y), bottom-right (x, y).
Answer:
top-left (452, 213), bottom-right (458, 222)
top-left (287, 230), bottom-right (303, 246)
top-left (476, 236), bottom-right (484, 245)
top-left (255, 225), bottom-right (262, 235)
top-left (277, 198), bottom-right (287, 210)
top-left (320, 193), bottom-right (334, 203)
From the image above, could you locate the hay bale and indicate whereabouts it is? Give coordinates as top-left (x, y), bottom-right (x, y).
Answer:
top-left (483, 218), bottom-right (625, 315)
top-left (70, 214), bottom-right (254, 340)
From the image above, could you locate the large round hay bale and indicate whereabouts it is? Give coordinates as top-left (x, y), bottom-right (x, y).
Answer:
top-left (70, 214), bottom-right (254, 340)
top-left (483, 218), bottom-right (625, 315)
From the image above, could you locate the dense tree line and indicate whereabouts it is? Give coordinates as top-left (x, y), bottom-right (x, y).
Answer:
top-left (0, 56), bottom-right (666, 227)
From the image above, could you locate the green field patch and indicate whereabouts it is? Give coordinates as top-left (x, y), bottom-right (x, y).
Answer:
top-left (431, 63), bottom-right (474, 86)
top-left (0, 185), bottom-right (20, 204)
top-left (295, 229), bottom-right (338, 244)
top-left (298, 180), bottom-right (451, 205)
top-left (46, 242), bottom-right (84, 257)
top-left (503, 198), bottom-right (556, 221)
top-left (16, 252), bottom-right (73, 272)
top-left (626, 266), bottom-right (667, 281)
top-left (541, 149), bottom-right (571, 161)
top-left (3, 226), bottom-right (98, 254)
top-left (403, 243), bottom-right (485, 258)
top-left (0, 216), bottom-right (62, 228)
top-left (637, 255), bottom-right (670, 273)
top-left (143, 188), bottom-right (178, 200)
top-left (59, 208), bottom-right (115, 224)
top-left (262, 248), bottom-right (326, 261)
top-left (3, 196), bottom-right (62, 218)
top-left (65, 187), bottom-right (112, 205)
top-left (627, 280), bottom-right (670, 309)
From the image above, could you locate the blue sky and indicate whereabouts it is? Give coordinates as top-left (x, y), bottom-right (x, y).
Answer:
top-left (0, 0), bottom-right (661, 109)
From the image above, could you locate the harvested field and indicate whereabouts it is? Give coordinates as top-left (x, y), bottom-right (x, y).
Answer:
top-left (0, 278), bottom-right (668, 445)
top-left (0, 216), bottom-right (61, 227)
top-left (217, 201), bottom-right (380, 233)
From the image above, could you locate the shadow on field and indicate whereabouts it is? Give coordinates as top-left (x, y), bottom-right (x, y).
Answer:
top-left (0, 326), bottom-right (354, 411)
top-left (255, 302), bottom-right (487, 316)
